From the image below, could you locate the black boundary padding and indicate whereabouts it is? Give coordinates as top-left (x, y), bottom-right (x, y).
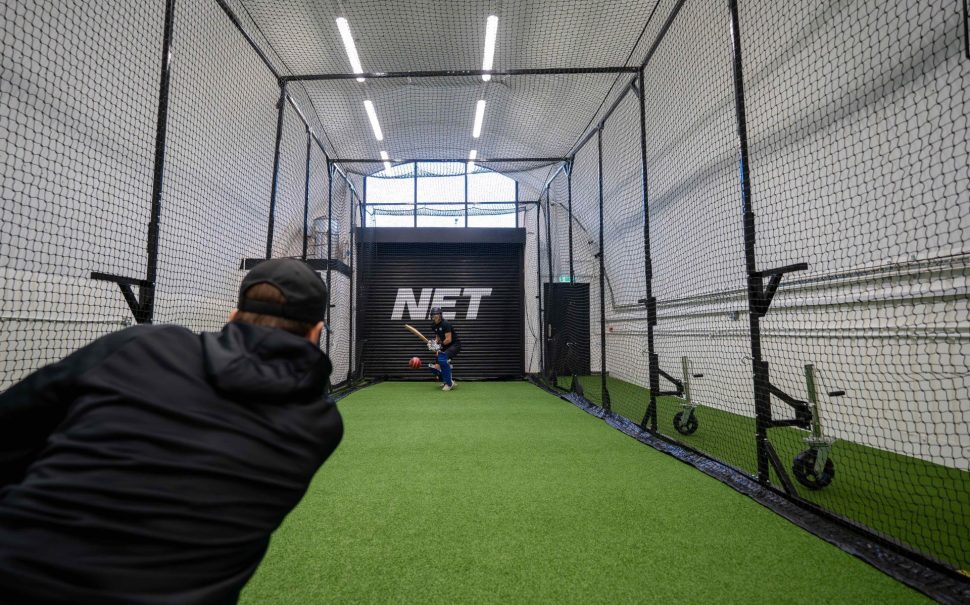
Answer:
top-left (329, 377), bottom-right (383, 402)
top-left (526, 376), bottom-right (970, 604)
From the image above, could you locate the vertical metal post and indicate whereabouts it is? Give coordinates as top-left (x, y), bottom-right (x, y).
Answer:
top-left (536, 202), bottom-right (544, 376)
top-left (348, 189), bottom-right (355, 381)
top-left (638, 67), bottom-right (659, 431)
top-left (514, 181), bottom-right (520, 228)
top-left (464, 163), bottom-right (469, 227)
top-left (729, 0), bottom-right (769, 483)
top-left (413, 161), bottom-right (418, 227)
top-left (597, 128), bottom-right (609, 410)
top-left (301, 130), bottom-right (311, 260)
top-left (567, 162), bottom-right (574, 282)
top-left (140, 0), bottom-right (178, 324)
top-left (361, 176), bottom-right (368, 228)
top-left (265, 83), bottom-right (288, 259)
top-left (545, 189), bottom-right (554, 288)
top-left (326, 161), bottom-right (334, 356)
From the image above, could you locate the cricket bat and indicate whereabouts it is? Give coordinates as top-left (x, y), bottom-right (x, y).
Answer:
top-left (403, 324), bottom-right (430, 343)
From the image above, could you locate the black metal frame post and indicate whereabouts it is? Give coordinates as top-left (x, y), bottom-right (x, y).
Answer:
top-left (361, 176), bottom-right (367, 228)
top-left (514, 182), bottom-right (520, 228)
top-left (412, 161), bottom-right (418, 227)
top-left (729, 0), bottom-right (808, 491)
top-left (91, 0), bottom-right (177, 324)
top-left (544, 189), bottom-right (555, 381)
top-left (464, 162), bottom-right (469, 228)
top-left (301, 129), bottom-right (312, 260)
top-left (265, 83), bottom-right (288, 259)
top-left (325, 160), bottom-right (334, 356)
top-left (567, 161), bottom-right (574, 282)
top-left (597, 128), bottom-right (610, 410)
top-left (283, 66), bottom-right (639, 83)
top-left (348, 188), bottom-right (356, 381)
top-left (536, 202), bottom-right (544, 376)
top-left (637, 68), bottom-right (660, 431)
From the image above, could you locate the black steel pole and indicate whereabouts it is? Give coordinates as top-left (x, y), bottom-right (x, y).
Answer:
top-left (514, 182), bottom-right (520, 228)
top-left (728, 0), bottom-right (769, 483)
top-left (598, 128), bottom-right (609, 410)
top-left (347, 189), bottom-right (355, 382)
top-left (265, 83), bottom-right (288, 259)
top-left (362, 175), bottom-right (367, 228)
top-left (638, 68), bottom-right (659, 432)
top-left (413, 161), bottom-right (418, 227)
top-left (464, 163), bottom-right (469, 228)
top-left (301, 130), bottom-right (311, 260)
top-left (326, 161), bottom-right (334, 356)
top-left (141, 0), bottom-right (177, 324)
top-left (536, 203), bottom-right (544, 376)
top-left (545, 189), bottom-right (554, 289)
top-left (567, 162), bottom-right (574, 282)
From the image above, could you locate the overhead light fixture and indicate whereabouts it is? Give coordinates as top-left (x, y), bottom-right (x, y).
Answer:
top-left (472, 99), bottom-right (486, 138)
top-left (467, 149), bottom-right (477, 171)
top-left (481, 15), bottom-right (498, 81)
top-left (336, 17), bottom-right (365, 82)
top-left (363, 100), bottom-right (384, 141)
top-left (380, 150), bottom-right (392, 172)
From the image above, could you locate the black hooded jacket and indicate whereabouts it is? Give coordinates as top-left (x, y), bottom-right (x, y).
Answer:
top-left (0, 322), bottom-right (343, 604)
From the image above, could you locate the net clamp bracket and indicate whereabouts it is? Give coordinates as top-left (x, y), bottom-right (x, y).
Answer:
top-left (91, 272), bottom-right (154, 324)
top-left (751, 262), bottom-right (807, 317)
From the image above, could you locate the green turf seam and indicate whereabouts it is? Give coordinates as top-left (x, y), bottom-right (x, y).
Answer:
top-left (527, 376), bottom-right (970, 605)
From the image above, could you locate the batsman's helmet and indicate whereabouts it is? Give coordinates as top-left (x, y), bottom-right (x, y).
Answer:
top-left (430, 306), bottom-right (443, 317)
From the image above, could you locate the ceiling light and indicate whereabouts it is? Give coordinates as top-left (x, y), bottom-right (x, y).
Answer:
top-left (467, 149), bottom-right (477, 171)
top-left (380, 150), bottom-right (392, 172)
top-left (481, 15), bottom-right (498, 81)
top-left (336, 18), bottom-right (365, 82)
top-left (363, 100), bottom-right (383, 141)
top-left (472, 99), bottom-right (486, 138)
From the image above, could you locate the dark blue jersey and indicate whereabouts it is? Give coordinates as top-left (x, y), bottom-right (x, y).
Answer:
top-left (431, 319), bottom-right (459, 346)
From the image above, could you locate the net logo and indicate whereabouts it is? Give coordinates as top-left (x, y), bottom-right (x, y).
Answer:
top-left (391, 288), bottom-right (493, 321)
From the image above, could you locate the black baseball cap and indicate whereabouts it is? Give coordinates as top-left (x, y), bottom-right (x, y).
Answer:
top-left (237, 259), bottom-right (328, 323)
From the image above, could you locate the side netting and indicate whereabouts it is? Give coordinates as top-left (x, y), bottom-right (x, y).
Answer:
top-left (154, 0), bottom-right (279, 331)
top-left (1, 0), bottom-right (163, 389)
top-left (533, 0), bottom-right (969, 577)
top-left (1, 0), bottom-right (356, 389)
top-left (737, 0), bottom-right (970, 570)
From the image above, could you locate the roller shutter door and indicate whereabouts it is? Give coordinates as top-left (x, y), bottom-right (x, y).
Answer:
top-left (357, 237), bottom-right (524, 379)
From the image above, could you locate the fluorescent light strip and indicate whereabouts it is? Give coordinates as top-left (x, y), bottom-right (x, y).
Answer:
top-left (481, 15), bottom-right (498, 81)
top-left (467, 149), bottom-right (477, 170)
top-left (472, 99), bottom-right (486, 138)
top-left (363, 100), bottom-right (384, 141)
top-left (380, 150), bottom-right (392, 172)
top-left (336, 18), bottom-right (365, 82)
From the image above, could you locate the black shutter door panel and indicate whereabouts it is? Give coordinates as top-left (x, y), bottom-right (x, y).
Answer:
top-left (358, 241), bottom-right (524, 379)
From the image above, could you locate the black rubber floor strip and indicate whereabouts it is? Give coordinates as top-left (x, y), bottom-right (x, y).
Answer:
top-left (527, 376), bottom-right (970, 605)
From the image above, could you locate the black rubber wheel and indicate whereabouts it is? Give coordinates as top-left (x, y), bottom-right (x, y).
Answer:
top-left (673, 410), bottom-right (699, 435)
top-left (792, 448), bottom-right (835, 490)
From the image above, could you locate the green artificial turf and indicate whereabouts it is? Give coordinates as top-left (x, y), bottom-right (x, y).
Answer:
top-left (240, 381), bottom-right (932, 604)
top-left (558, 373), bottom-right (970, 572)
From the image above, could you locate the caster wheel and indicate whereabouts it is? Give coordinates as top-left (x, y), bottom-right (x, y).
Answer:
top-left (673, 410), bottom-right (698, 435)
top-left (792, 448), bottom-right (835, 490)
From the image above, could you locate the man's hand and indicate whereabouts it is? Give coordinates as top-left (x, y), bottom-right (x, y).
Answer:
top-left (427, 340), bottom-right (441, 352)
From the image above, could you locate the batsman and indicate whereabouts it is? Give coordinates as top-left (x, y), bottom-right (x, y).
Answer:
top-left (426, 306), bottom-right (461, 391)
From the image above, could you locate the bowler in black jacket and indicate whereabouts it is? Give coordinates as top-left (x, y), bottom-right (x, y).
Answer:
top-left (0, 259), bottom-right (343, 604)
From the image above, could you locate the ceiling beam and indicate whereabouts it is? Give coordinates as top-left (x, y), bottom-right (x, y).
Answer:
top-left (282, 66), bottom-right (639, 82)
